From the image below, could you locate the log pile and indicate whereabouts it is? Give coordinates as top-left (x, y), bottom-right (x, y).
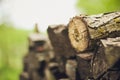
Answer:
top-left (67, 11), bottom-right (120, 80)
top-left (20, 26), bottom-right (70, 80)
top-left (20, 11), bottom-right (120, 80)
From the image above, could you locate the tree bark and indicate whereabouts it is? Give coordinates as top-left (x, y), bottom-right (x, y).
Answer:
top-left (76, 52), bottom-right (93, 80)
top-left (76, 37), bottom-right (120, 80)
top-left (92, 37), bottom-right (120, 79)
top-left (68, 12), bottom-right (120, 52)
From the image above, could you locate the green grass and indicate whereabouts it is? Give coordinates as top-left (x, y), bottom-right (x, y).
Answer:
top-left (0, 23), bottom-right (30, 80)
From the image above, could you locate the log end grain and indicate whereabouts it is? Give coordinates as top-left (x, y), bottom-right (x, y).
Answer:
top-left (68, 16), bottom-right (90, 52)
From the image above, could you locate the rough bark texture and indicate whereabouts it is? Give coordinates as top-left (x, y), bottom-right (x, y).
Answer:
top-left (76, 53), bottom-right (93, 80)
top-left (101, 37), bottom-right (120, 68)
top-left (68, 12), bottom-right (120, 52)
top-left (76, 37), bottom-right (120, 80)
top-left (93, 37), bottom-right (120, 79)
top-left (92, 43), bottom-right (108, 79)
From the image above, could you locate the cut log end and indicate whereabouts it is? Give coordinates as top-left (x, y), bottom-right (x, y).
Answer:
top-left (68, 16), bottom-right (90, 52)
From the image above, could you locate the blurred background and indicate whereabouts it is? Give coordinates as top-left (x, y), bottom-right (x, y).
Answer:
top-left (0, 0), bottom-right (120, 80)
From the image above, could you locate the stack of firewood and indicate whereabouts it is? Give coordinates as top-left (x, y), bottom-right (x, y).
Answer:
top-left (47, 11), bottom-right (120, 80)
top-left (20, 26), bottom-right (70, 80)
top-left (20, 12), bottom-right (120, 80)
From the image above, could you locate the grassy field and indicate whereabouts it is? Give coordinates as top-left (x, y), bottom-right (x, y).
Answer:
top-left (0, 23), bottom-right (30, 80)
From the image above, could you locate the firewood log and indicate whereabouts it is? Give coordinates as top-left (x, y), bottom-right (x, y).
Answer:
top-left (76, 37), bottom-right (120, 80)
top-left (47, 24), bottom-right (77, 58)
top-left (76, 52), bottom-right (94, 80)
top-left (93, 37), bottom-right (120, 79)
top-left (68, 12), bottom-right (120, 52)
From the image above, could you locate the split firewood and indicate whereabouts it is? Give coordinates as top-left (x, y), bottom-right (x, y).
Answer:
top-left (47, 24), bottom-right (77, 58)
top-left (100, 37), bottom-right (120, 67)
top-left (68, 11), bottom-right (120, 52)
top-left (92, 37), bottom-right (120, 79)
top-left (76, 52), bottom-right (93, 80)
top-left (76, 37), bottom-right (120, 80)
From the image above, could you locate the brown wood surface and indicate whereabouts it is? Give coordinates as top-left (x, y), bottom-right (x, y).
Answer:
top-left (47, 24), bottom-right (77, 58)
top-left (92, 37), bottom-right (120, 79)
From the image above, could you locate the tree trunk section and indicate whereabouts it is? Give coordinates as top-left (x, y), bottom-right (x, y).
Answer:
top-left (68, 12), bottom-right (120, 52)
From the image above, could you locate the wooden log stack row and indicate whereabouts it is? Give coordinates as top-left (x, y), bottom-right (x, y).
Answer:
top-left (20, 11), bottom-right (120, 80)
top-left (47, 11), bottom-right (120, 80)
